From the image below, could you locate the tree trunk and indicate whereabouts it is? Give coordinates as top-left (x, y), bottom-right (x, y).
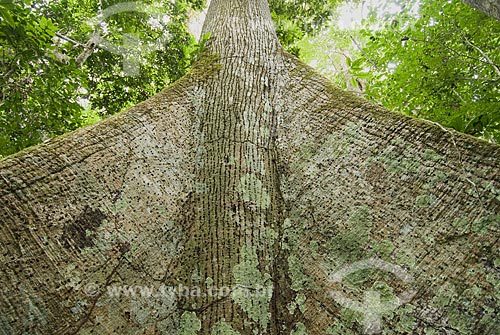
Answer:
top-left (1, 0), bottom-right (499, 334)
top-left (463, 0), bottom-right (500, 20)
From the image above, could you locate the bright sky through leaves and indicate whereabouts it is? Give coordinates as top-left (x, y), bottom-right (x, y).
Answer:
top-left (188, 0), bottom-right (210, 39)
top-left (336, 0), bottom-right (421, 30)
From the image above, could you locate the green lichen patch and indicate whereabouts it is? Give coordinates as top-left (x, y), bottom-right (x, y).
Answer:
top-left (291, 322), bottom-right (308, 335)
top-left (415, 194), bottom-right (433, 208)
top-left (70, 300), bottom-right (87, 314)
top-left (343, 268), bottom-right (379, 287)
top-left (422, 149), bottom-right (443, 162)
top-left (191, 267), bottom-right (202, 284)
top-left (237, 174), bottom-right (271, 209)
top-left (110, 196), bottom-right (128, 215)
top-left (430, 170), bottom-right (448, 184)
top-left (427, 273), bottom-right (500, 335)
top-left (321, 132), bottom-right (349, 157)
top-left (179, 311), bottom-right (201, 335)
top-left (264, 227), bottom-right (279, 245)
top-left (205, 276), bottom-right (214, 287)
top-left (484, 181), bottom-right (500, 202)
top-left (394, 249), bottom-right (417, 268)
top-left (370, 281), bottom-right (398, 306)
top-left (210, 320), bottom-right (241, 335)
top-left (232, 245), bottom-right (273, 330)
top-left (451, 215), bottom-right (500, 236)
top-left (390, 304), bottom-right (416, 333)
top-left (324, 205), bottom-right (373, 263)
top-left (424, 328), bottom-right (440, 335)
top-left (451, 217), bottom-right (469, 234)
top-left (288, 255), bottom-right (310, 291)
top-left (64, 263), bottom-right (82, 290)
top-left (372, 240), bottom-right (395, 258)
top-left (306, 122), bottom-right (361, 166)
top-left (326, 309), bottom-right (360, 335)
top-left (24, 297), bottom-right (48, 329)
top-left (390, 137), bottom-right (405, 146)
top-left (287, 293), bottom-right (307, 315)
top-left (369, 143), bottom-right (421, 175)
top-left (472, 214), bottom-right (500, 234)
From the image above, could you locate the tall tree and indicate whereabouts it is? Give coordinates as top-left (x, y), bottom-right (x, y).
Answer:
top-left (1, 0), bottom-right (499, 334)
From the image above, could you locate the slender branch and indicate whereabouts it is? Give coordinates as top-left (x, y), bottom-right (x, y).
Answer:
top-left (452, 88), bottom-right (466, 103)
top-left (54, 31), bottom-right (102, 67)
top-left (395, 24), bottom-right (496, 69)
top-left (454, 76), bottom-right (499, 82)
top-left (460, 34), bottom-right (500, 76)
top-left (2, 67), bottom-right (15, 79)
top-left (55, 32), bottom-right (84, 47)
top-left (75, 30), bottom-right (102, 67)
top-left (349, 33), bottom-right (380, 70)
top-left (447, 21), bottom-right (500, 76)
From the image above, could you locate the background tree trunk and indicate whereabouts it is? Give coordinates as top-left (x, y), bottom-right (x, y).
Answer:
top-left (1, 0), bottom-right (499, 334)
top-left (463, 0), bottom-right (500, 20)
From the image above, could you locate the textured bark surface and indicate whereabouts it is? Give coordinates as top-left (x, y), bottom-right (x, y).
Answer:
top-left (463, 0), bottom-right (500, 20)
top-left (1, 0), bottom-right (499, 334)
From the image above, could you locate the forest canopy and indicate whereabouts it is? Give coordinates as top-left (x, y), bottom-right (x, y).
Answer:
top-left (0, 0), bottom-right (499, 157)
top-left (300, 0), bottom-right (500, 143)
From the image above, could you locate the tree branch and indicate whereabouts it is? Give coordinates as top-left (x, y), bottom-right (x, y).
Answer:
top-left (460, 34), bottom-right (500, 76)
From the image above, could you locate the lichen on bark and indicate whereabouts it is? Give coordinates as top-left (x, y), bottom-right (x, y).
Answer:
top-left (0, 0), bottom-right (499, 334)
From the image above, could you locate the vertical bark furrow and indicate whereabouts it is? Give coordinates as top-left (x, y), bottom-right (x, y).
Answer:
top-left (165, 1), bottom-right (299, 333)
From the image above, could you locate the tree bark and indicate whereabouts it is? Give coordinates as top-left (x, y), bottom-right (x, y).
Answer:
top-left (463, 0), bottom-right (500, 20)
top-left (1, 0), bottom-right (499, 334)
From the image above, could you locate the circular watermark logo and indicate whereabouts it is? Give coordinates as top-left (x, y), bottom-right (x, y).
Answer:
top-left (328, 258), bottom-right (416, 334)
top-left (88, 2), bottom-right (170, 76)
top-left (83, 283), bottom-right (100, 297)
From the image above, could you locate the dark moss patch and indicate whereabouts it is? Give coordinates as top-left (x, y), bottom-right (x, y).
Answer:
top-left (62, 206), bottom-right (106, 250)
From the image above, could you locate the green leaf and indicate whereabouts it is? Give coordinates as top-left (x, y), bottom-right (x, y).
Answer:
top-left (345, 56), bottom-right (352, 67)
top-left (0, 7), bottom-right (15, 26)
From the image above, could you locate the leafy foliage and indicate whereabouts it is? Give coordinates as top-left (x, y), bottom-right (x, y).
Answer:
top-left (269, 0), bottom-right (344, 55)
top-left (362, 0), bottom-right (500, 142)
top-left (0, 0), bottom-right (87, 155)
top-left (0, 0), bottom-right (201, 157)
top-left (300, 0), bottom-right (500, 143)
